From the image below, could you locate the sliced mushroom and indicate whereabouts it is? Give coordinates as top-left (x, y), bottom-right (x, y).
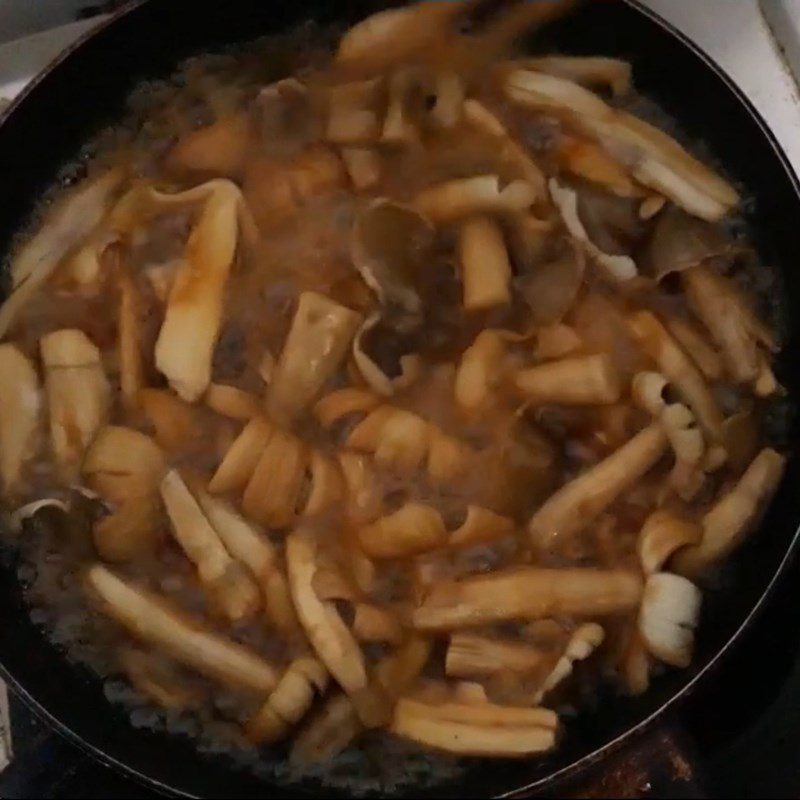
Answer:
top-left (514, 353), bottom-right (622, 406)
top-left (413, 567), bottom-right (643, 631)
top-left (505, 70), bottom-right (739, 221)
top-left (0, 168), bottom-right (125, 339)
top-left (41, 329), bottom-right (110, 482)
top-left (286, 530), bottom-right (371, 716)
top-left (683, 264), bottom-right (777, 389)
top-left (638, 572), bottom-right (701, 668)
top-left (549, 178), bottom-right (637, 281)
top-left (0, 344), bottom-right (41, 496)
top-left (358, 503), bottom-right (448, 559)
top-left (672, 448), bottom-right (786, 578)
top-left (390, 698), bottom-right (557, 757)
top-left (458, 216), bottom-right (513, 310)
top-left (556, 135), bottom-right (639, 197)
top-left (245, 658), bottom-right (329, 745)
top-left (637, 509), bottom-right (702, 574)
top-left (533, 622), bottom-right (605, 702)
top-left (454, 328), bottom-right (515, 414)
top-left (86, 564), bottom-right (277, 694)
top-left (208, 416), bottom-right (275, 495)
top-left (445, 633), bottom-right (549, 679)
top-left (267, 291), bottom-right (362, 422)
top-left (628, 310), bottom-right (724, 441)
top-left (153, 180), bottom-right (246, 401)
top-left (204, 384), bottom-right (261, 421)
top-left (83, 425), bottom-right (166, 562)
top-left (514, 56), bottom-right (632, 96)
top-left (160, 470), bottom-right (261, 622)
top-left (414, 175), bottom-right (537, 224)
top-left (528, 424), bottom-right (668, 553)
top-left (664, 317), bottom-right (724, 381)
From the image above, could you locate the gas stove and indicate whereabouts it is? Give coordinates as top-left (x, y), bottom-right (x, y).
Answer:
top-left (1, 2), bottom-right (799, 797)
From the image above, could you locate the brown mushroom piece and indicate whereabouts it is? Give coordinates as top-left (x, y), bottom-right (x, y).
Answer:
top-left (640, 205), bottom-right (730, 282)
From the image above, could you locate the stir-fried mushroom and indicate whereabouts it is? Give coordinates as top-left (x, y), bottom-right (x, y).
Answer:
top-left (637, 509), bottom-right (702, 575)
top-left (683, 264), bottom-right (778, 392)
top-left (672, 448), bottom-right (786, 578)
top-left (0, 345), bottom-right (41, 496)
top-left (0, 168), bottom-right (125, 339)
top-left (445, 633), bottom-right (549, 680)
top-left (638, 572), bottom-right (701, 668)
top-left (154, 180), bottom-right (248, 401)
top-left (528, 424), bottom-right (668, 553)
top-left (514, 353), bottom-right (622, 406)
top-left (208, 416), bottom-right (274, 495)
top-left (86, 565), bottom-right (278, 693)
top-left (390, 699), bottom-right (558, 757)
top-left (458, 216), bottom-right (513, 310)
top-left (41, 329), bottom-right (110, 481)
top-left (267, 291), bottom-right (362, 421)
top-left (83, 426), bottom-right (166, 562)
top-left (413, 567), bottom-right (643, 631)
top-left (533, 623), bottom-right (605, 703)
top-left (505, 70), bottom-right (739, 221)
top-left (160, 470), bottom-right (261, 622)
top-left (358, 503), bottom-right (448, 559)
top-left (515, 55), bottom-right (632, 96)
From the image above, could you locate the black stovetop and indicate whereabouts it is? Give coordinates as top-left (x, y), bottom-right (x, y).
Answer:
top-left (3, 552), bottom-right (800, 800)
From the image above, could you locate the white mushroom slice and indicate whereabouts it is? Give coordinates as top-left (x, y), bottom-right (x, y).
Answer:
top-left (390, 699), bottom-right (558, 757)
top-left (445, 633), bottom-right (549, 679)
top-left (672, 448), bottom-right (786, 578)
top-left (327, 78), bottom-right (384, 145)
top-left (628, 311), bottom-right (724, 441)
top-left (683, 265), bottom-right (777, 389)
top-left (40, 329), bottom-right (110, 481)
top-left (413, 567), bottom-right (643, 631)
top-left (549, 178), bottom-right (637, 281)
top-left (245, 658), bottom-right (329, 745)
top-left (340, 147), bottom-right (382, 190)
top-left (286, 530), bottom-right (369, 704)
top-left (528, 424), bottom-right (668, 552)
top-left (514, 353), bottom-right (622, 406)
top-left (153, 180), bottom-right (245, 401)
top-left (414, 175), bottom-right (536, 224)
top-left (505, 70), bottom-right (738, 221)
top-left (514, 56), bottom-right (632, 96)
top-left (358, 503), bottom-right (448, 559)
top-left (638, 572), bottom-right (701, 668)
top-left (637, 510), bottom-right (702, 574)
top-left (160, 470), bottom-right (261, 622)
top-left (533, 623), bottom-right (605, 702)
top-left (86, 564), bottom-right (277, 693)
top-left (458, 216), bottom-right (512, 310)
top-left (0, 168), bottom-right (125, 339)
top-left (0, 344), bottom-right (41, 495)
top-left (267, 291), bottom-right (362, 422)
top-left (352, 313), bottom-right (422, 396)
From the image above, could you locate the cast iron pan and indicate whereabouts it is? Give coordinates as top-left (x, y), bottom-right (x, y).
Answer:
top-left (0, 1), bottom-right (798, 797)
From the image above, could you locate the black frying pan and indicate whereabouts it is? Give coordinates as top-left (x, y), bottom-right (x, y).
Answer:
top-left (0, 1), bottom-right (798, 797)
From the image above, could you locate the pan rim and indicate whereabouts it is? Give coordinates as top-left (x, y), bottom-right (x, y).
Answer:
top-left (0, 1), bottom-right (797, 797)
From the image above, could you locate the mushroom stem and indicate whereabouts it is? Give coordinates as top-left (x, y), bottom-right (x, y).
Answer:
top-left (514, 353), bottom-right (621, 406)
top-left (528, 424), bottom-right (668, 552)
top-left (413, 567), bottom-right (643, 631)
top-left (458, 216), bottom-right (512, 310)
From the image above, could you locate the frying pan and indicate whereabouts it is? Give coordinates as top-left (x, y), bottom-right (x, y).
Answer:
top-left (0, 0), bottom-right (798, 796)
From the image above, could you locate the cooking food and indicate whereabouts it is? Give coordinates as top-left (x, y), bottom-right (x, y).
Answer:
top-left (0, 0), bottom-right (787, 778)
